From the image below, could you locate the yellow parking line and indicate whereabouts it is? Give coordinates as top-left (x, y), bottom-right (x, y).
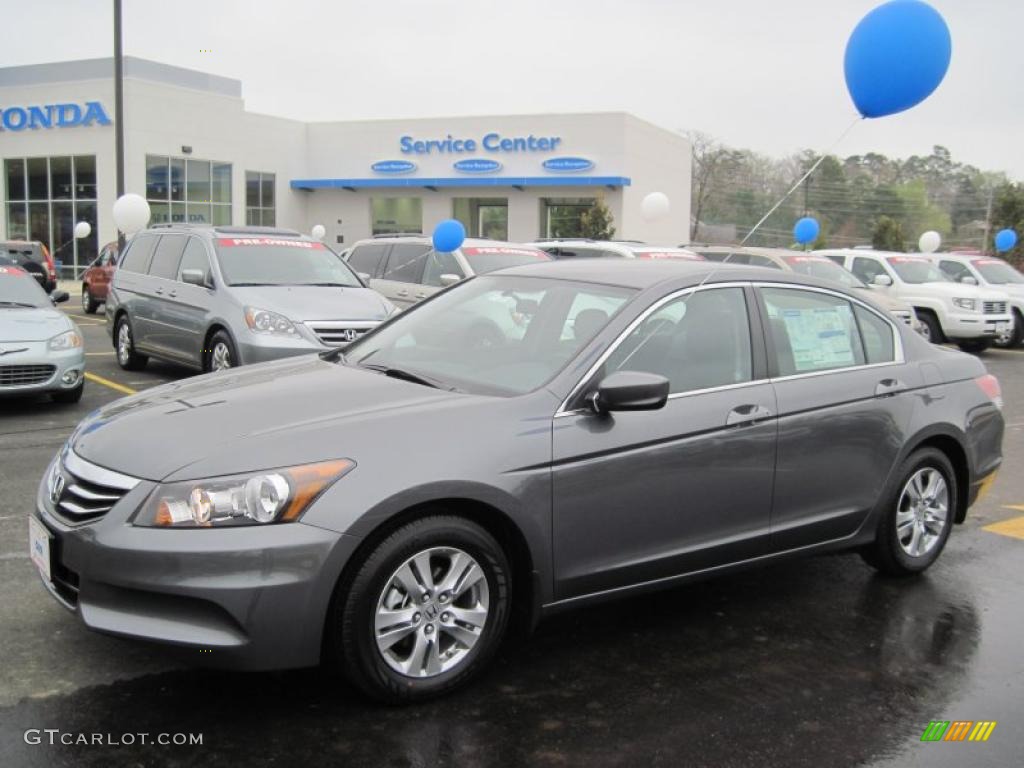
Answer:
top-left (84, 372), bottom-right (137, 396)
top-left (983, 514), bottom-right (1024, 541)
top-left (84, 351), bottom-right (114, 356)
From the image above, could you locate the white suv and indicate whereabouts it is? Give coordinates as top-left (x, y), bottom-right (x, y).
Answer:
top-left (815, 248), bottom-right (1013, 353)
top-left (528, 240), bottom-right (703, 261)
top-left (924, 253), bottom-right (1024, 348)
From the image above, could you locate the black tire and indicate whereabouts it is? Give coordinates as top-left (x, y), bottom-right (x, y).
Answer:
top-left (957, 339), bottom-right (992, 355)
top-left (994, 309), bottom-right (1023, 349)
top-left (331, 515), bottom-right (511, 703)
top-left (204, 330), bottom-right (239, 372)
top-left (114, 315), bottom-right (148, 371)
top-left (81, 285), bottom-right (100, 314)
top-left (860, 447), bottom-right (957, 577)
top-left (51, 382), bottom-right (84, 404)
top-left (916, 311), bottom-right (944, 344)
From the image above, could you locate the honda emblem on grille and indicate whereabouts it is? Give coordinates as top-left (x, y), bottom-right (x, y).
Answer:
top-left (49, 470), bottom-right (65, 505)
top-left (341, 329), bottom-right (359, 342)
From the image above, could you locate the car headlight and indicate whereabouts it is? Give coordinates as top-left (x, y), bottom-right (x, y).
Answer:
top-left (952, 298), bottom-right (976, 311)
top-left (244, 306), bottom-right (298, 336)
top-left (133, 459), bottom-right (354, 528)
top-left (48, 329), bottom-right (83, 350)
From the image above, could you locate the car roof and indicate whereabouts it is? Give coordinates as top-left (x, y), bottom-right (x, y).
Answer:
top-left (143, 225), bottom-right (304, 238)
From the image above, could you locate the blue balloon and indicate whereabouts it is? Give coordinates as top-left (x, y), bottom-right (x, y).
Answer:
top-left (995, 229), bottom-right (1018, 253)
top-left (844, 1), bottom-right (952, 119)
top-left (432, 219), bottom-right (466, 253)
top-left (794, 217), bottom-right (820, 245)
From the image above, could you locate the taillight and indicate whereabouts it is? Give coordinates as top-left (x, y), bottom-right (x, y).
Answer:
top-left (975, 374), bottom-right (1003, 409)
top-left (43, 246), bottom-right (56, 279)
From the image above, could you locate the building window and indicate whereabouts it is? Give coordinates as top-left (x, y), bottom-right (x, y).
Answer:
top-left (540, 197), bottom-right (597, 238)
top-left (245, 171), bottom-right (276, 226)
top-left (371, 197), bottom-right (422, 235)
top-left (453, 198), bottom-right (508, 240)
top-left (4, 156), bottom-right (98, 277)
top-left (146, 155), bottom-right (231, 226)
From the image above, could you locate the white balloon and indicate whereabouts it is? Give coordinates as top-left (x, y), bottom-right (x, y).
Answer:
top-left (918, 230), bottom-right (942, 253)
top-left (311, 224), bottom-right (326, 241)
top-left (641, 192), bottom-right (670, 222)
top-left (73, 221), bottom-right (91, 239)
top-left (112, 194), bottom-right (151, 234)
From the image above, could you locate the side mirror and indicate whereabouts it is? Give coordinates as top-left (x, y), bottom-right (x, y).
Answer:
top-left (960, 275), bottom-right (978, 285)
top-left (872, 274), bottom-right (893, 287)
top-left (181, 269), bottom-right (209, 287)
top-left (587, 371), bottom-right (669, 414)
top-left (50, 290), bottom-right (70, 304)
top-left (439, 273), bottom-right (462, 287)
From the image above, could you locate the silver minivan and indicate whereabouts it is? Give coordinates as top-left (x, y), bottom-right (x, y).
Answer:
top-left (105, 225), bottom-right (397, 371)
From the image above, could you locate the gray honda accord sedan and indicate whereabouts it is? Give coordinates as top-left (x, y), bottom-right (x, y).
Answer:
top-left (31, 260), bottom-right (1004, 702)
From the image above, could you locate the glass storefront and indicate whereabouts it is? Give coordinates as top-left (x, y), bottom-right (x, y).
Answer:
top-left (539, 197), bottom-right (597, 239)
top-left (452, 198), bottom-right (508, 240)
top-left (245, 171), bottom-right (276, 226)
top-left (146, 154), bottom-right (231, 226)
top-left (4, 156), bottom-right (98, 277)
top-left (371, 197), bottom-right (422, 235)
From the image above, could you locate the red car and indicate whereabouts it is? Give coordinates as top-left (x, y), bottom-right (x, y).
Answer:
top-left (81, 241), bottom-right (118, 314)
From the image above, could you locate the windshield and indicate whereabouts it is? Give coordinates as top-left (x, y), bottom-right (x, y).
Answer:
top-left (0, 267), bottom-right (50, 307)
top-left (783, 256), bottom-right (865, 288)
top-left (214, 238), bottom-right (362, 287)
top-left (886, 257), bottom-right (948, 284)
top-left (973, 259), bottom-right (1024, 284)
top-left (344, 275), bottom-right (634, 396)
top-left (461, 246), bottom-right (550, 275)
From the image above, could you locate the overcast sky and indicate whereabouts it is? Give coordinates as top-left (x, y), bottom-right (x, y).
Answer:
top-left (5, 0), bottom-right (1023, 179)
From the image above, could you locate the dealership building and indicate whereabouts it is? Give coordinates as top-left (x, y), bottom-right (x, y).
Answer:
top-left (0, 57), bottom-right (691, 276)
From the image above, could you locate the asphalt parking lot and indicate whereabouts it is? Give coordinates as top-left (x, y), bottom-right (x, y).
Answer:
top-left (1, 297), bottom-right (1022, 768)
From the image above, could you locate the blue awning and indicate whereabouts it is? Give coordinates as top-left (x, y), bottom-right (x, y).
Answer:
top-left (290, 176), bottom-right (631, 191)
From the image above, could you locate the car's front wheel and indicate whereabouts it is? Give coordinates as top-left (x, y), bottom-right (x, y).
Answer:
top-left (957, 339), bottom-right (992, 355)
top-left (994, 310), bottom-right (1023, 349)
top-left (332, 515), bottom-right (511, 703)
top-left (204, 331), bottom-right (238, 372)
top-left (860, 447), bottom-right (957, 577)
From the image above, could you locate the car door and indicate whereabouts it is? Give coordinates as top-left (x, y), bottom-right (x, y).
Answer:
top-left (758, 284), bottom-right (919, 551)
top-left (113, 233), bottom-right (160, 343)
top-left (375, 242), bottom-right (431, 307)
top-left (551, 284), bottom-right (777, 600)
top-left (161, 236), bottom-right (217, 364)
top-left (137, 234), bottom-right (188, 357)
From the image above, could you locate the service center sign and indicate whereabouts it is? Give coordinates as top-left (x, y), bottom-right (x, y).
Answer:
top-left (0, 101), bottom-right (111, 132)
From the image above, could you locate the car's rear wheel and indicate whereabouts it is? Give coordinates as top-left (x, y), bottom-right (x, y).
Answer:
top-left (957, 339), bottom-right (991, 355)
top-left (860, 447), bottom-right (956, 577)
top-left (916, 311), bottom-right (944, 344)
top-left (332, 515), bottom-right (511, 703)
top-left (205, 331), bottom-right (237, 372)
top-left (81, 285), bottom-right (100, 314)
top-left (115, 316), bottom-right (148, 371)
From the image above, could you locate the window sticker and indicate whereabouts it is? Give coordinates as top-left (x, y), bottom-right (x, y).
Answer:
top-left (781, 306), bottom-right (856, 371)
top-left (217, 238), bottom-right (325, 250)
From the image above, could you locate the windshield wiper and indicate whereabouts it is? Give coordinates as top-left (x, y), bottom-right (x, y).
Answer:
top-left (295, 282), bottom-right (351, 287)
top-left (0, 301), bottom-right (38, 308)
top-left (227, 282), bottom-right (278, 287)
top-left (358, 363), bottom-right (457, 391)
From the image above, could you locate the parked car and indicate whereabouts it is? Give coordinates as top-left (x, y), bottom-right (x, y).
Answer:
top-left (345, 235), bottom-right (551, 310)
top-left (815, 248), bottom-right (1013, 353)
top-left (81, 241), bottom-right (119, 314)
top-left (0, 240), bottom-right (57, 293)
top-left (923, 253), bottom-right (1024, 348)
top-left (33, 260), bottom-right (1002, 703)
top-left (0, 265), bottom-right (83, 403)
top-left (105, 225), bottom-right (397, 372)
top-left (530, 239), bottom-right (703, 261)
top-left (688, 245), bottom-right (920, 331)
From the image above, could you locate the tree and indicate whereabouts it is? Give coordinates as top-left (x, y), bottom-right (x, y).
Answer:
top-left (686, 130), bottom-right (741, 241)
top-left (579, 200), bottom-right (616, 240)
top-left (872, 216), bottom-right (905, 252)
top-left (991, 182), bottom-right (1024, 264)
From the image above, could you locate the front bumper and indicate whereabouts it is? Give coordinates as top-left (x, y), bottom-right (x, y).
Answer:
top-left (236, 333), bottom-right (328, 366)
top-left (943, 312), bottom-right (1014, 340)
top-left (31, 454), bottom-right (359, 670)
top-left (0, 343), bottom-right (84, 397)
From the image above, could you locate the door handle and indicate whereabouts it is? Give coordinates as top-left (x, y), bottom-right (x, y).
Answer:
top-left (875, 378), bottom-right (906, 397)
top-left (415, 292), bottom-right (427, 299)
top-left (726, 404), bottom-right (773, 426)
top-left (167, 290), bottom-right (177, 299)
top-left (154, 287), bottom-right (163, 295)
top-left (396, 289), bottom-right (409, 297)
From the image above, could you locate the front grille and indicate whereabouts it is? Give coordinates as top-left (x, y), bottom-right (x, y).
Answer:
top-left (0, 364), bottom-right (55, 387)
top-left (892, 310), bottom-right (914, 325)
top-left (984, 301), bottom-right (1007, 315)
top-left (305, 321), bottom-right (379, 346)
top-left (50, 450), bottom-right (139, 525)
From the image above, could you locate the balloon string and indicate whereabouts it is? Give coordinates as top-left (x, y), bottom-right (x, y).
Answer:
top-left (738, 115), bottom-right (864, 246)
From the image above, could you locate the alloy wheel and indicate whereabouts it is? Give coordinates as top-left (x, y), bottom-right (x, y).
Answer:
top-left (896, 467), bottom-right (948, 558)
top-left (81, 289), bottom-right (89, 313)
top-left (211, 342), bottom-right (232, 370)
top-left (374, 546), bottom-right (489, 678)
top-left (117, 323), bottom-right (132, 366)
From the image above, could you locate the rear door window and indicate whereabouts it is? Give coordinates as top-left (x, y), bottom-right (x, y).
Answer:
top-left (120, 234), bottom-right (159, 274)
top-left (148, 235), bottom-right (187, 280)
top-left (381, 243), bottom-right (431, 284)
top-left (854, 305), bottom-right (896, 364)
top-left (761, 287), bottom-right (866, 376)
top-left (347, 244), bottom-right (390, 277)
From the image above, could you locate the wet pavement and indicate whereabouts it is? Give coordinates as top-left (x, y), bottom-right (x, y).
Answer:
top-left (1, 302), bottom-right (1022, 767)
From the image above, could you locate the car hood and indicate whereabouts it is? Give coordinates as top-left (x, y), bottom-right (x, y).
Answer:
top-left (897, 282), bottom-right (1009, 301)
top-left (228, 285), bottom-right (393, 321)
top-left (0, 307), bottom-right (72, 341)
top-left (987, 283), bottom-right (1024, 298)
top-left (70, 356), bottom-right (470, 481)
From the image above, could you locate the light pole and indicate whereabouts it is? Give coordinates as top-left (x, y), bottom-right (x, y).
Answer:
top-left (114, 0), bottom-right (126, 253)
